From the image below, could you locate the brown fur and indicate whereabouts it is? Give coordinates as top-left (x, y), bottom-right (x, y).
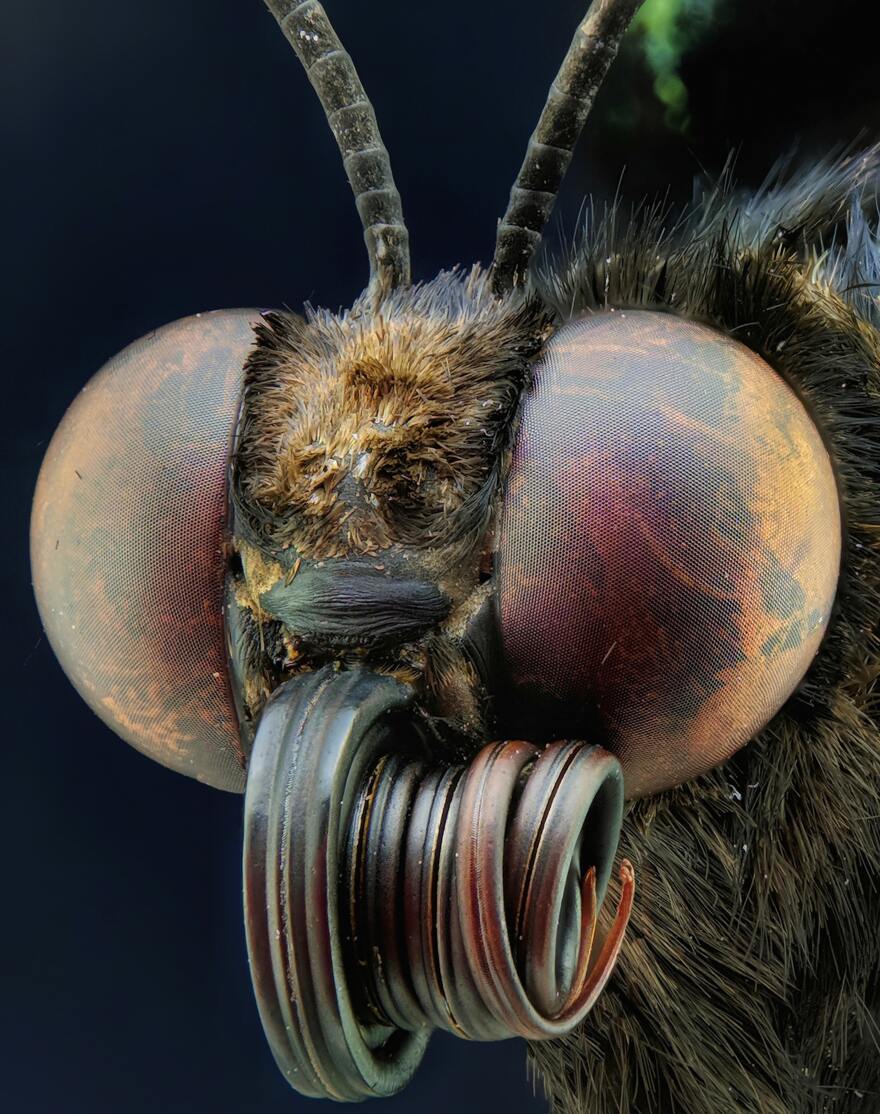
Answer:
top-left (228, 269), bottom-right (547, 744)
top-left (232, 267), bottom-right (548, 561)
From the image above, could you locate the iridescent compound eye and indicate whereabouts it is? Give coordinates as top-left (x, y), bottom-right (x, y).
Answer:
top-left (497, 310), bottom-right (842, 798)
top-left (31, 310), bottom-right (259, 791)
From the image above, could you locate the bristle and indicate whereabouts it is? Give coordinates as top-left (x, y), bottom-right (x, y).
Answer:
top-left (530, 148), bottom-right (880, 1114)
top-left (232, 269), bottom-right (549, 564)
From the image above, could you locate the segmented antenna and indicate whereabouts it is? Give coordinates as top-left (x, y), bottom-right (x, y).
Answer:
top-left (490, 0), bottom-right (645, 296)
top-left (266, 1), bottom-right (410, 294)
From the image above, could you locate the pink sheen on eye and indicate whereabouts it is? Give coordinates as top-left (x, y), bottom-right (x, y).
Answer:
top-left (498, 310), bottom-right (842, 797)
top-left (30, 309), bottom-right (260, 792)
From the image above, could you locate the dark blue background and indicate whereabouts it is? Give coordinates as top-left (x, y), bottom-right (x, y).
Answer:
top-left (4, 2), bottom-right (879, 1112)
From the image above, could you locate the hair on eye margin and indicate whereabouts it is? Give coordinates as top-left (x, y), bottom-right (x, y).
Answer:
top-left (525, 143), bottom-right (880, 1114)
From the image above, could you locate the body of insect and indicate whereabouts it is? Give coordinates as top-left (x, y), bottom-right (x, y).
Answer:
top-left (30, 1), bottom-right (880, 1111)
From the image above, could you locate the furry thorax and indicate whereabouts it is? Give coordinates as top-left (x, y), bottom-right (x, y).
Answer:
top-left (230, 146), bottom-right (880, 1114)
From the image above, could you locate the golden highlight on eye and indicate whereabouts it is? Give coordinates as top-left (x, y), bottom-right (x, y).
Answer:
top-left (31, 310), bottom-right (258, 791)
top-left (498, 310), bottom-right (841, 797)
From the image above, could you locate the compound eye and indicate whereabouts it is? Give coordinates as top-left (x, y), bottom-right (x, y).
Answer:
top-left (498, 310), bottom-right (842, 798)
top-left (31, 310), bottom-right (259, 791)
